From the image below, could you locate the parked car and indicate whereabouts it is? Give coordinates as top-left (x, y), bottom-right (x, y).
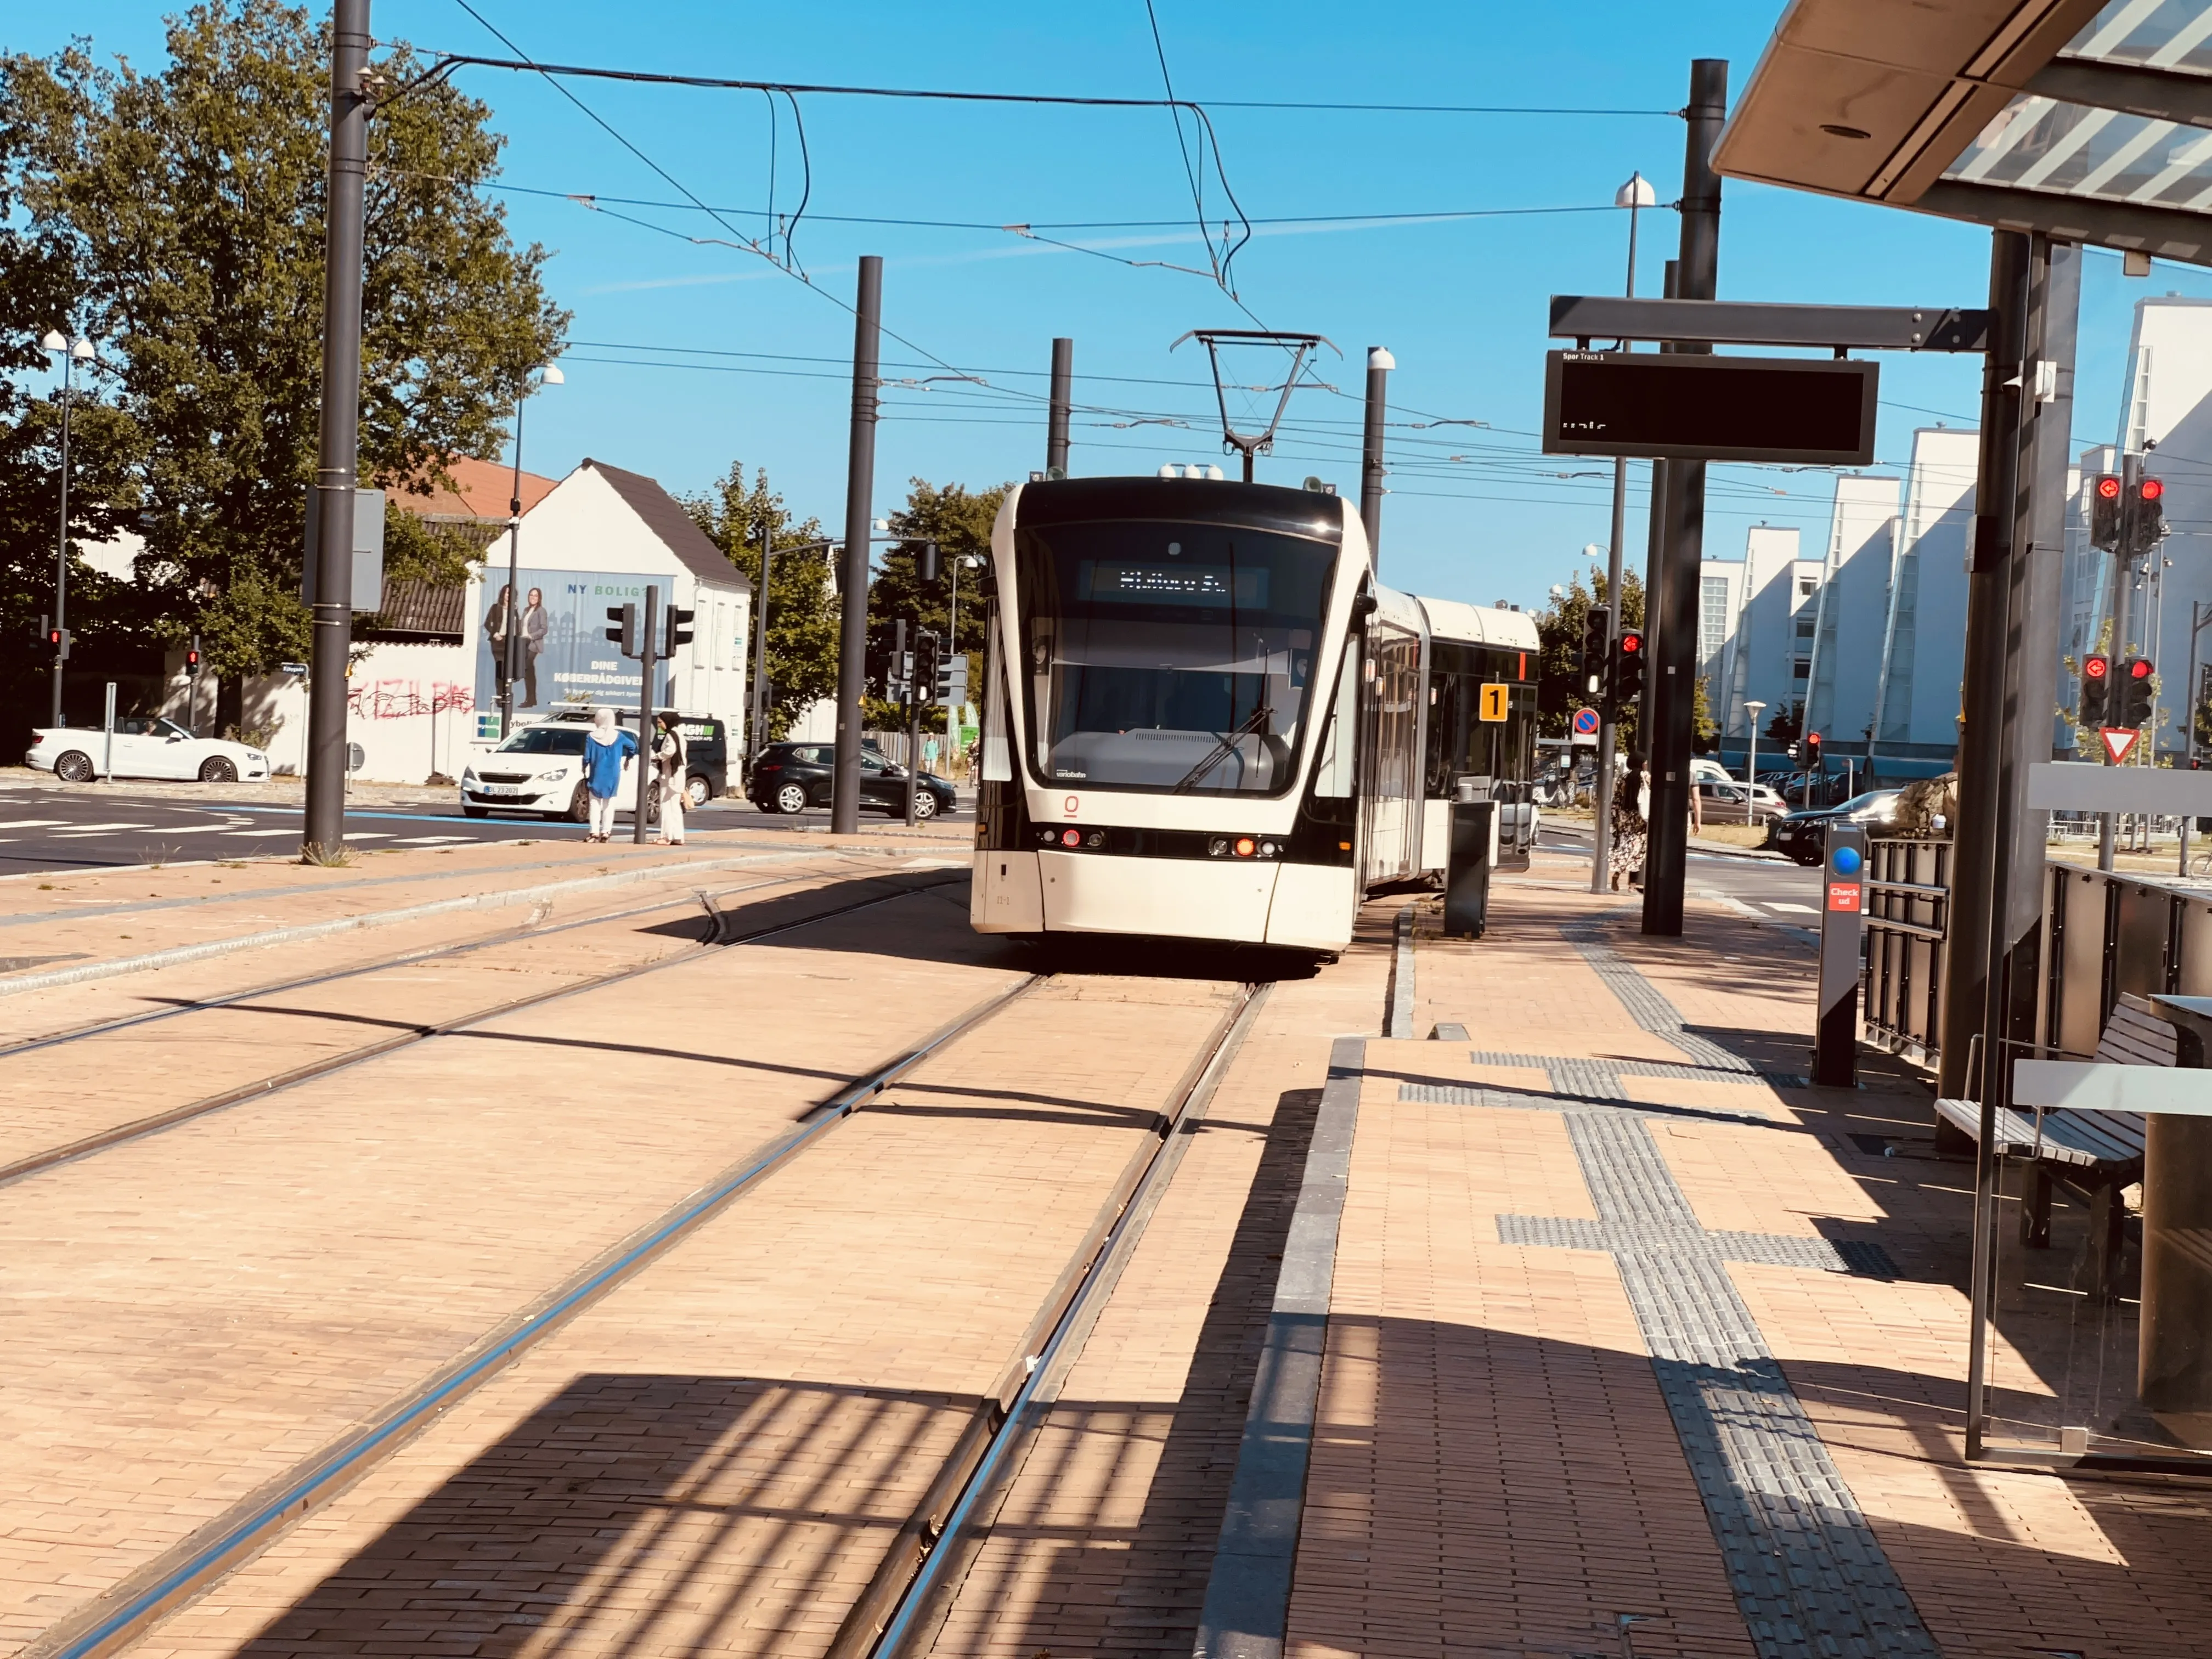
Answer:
top-left (460, 723), bottom-right (634, 821)
top-left (1771, 788), bottom-right (1904, 865)
top-left (27, 717), bottom-right (270, 783)
top-left (748, 741), bottom-right (957, 819)
top-left (1696, 778), bottom-right (1788, 825)
top-left (533, 707), bottom-right (729, 809)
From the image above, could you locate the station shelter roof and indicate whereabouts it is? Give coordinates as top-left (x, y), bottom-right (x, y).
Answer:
top-left (1716, 1), bottom-right (2212, 266)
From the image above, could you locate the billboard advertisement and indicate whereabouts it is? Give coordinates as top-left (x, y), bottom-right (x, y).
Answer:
top-left (475, 568), bottom-right (674, 714)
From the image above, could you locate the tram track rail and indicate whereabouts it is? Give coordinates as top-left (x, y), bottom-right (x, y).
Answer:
top-left (29, 963), bottom-right (1046, 1659)
top-left (837, 979), bottom-right (1268, 1659)
top-left (0, 865), bottom-right (963, 1190)
top-left (29, 966), bottom-right (1265, 1659)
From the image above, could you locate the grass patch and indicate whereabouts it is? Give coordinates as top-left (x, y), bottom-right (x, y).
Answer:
top-left (300, 842), bottom-right (356, 867)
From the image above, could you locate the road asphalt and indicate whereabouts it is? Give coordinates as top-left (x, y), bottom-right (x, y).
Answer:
top-left (0, 780), bottom-right (973, 876)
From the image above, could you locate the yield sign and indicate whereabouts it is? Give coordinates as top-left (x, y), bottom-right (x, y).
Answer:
top-left (2101, 727), bottom-right (2141, 766)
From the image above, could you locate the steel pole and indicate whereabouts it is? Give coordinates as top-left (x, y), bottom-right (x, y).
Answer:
top-left (303, 0), bottom-right (370, 857)
top-left (1641, 58), bottom-right (1726, 938)
top-left (633, 583), bottom-right (659, 845)
top-left (832, 257), bottom-right (883, 835)
top-left (750, 513), bottom-right (774, 763)
top-left (1936, 230), bottom-right (2032, 1101)
top-left (1360, 347), bottom-right (1392, 568)
top-left (1591, 204), bottom-right (1640, 895)
top-left (1047, 336), bottom-right (1073, 476)
top-left (51, 349), bottom-right (72, 729)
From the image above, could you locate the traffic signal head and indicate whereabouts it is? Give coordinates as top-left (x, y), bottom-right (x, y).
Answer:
top-left (662, 606), bottom-right (695, 657)
top-left (1612, 628), bottom-right (1646, 702)
top-left (1804, 731), bottom-right (1822, 769)
top-left (2090, 473), bottom-right (2122, 550)
top-left (1581, 604), bottom-right (1612, 695)
top-left (914, 631), bottom-right (941, 697)
top-left (48, 625), bottom-right (69, 661)
top-left (2079, 652), bottom-right (2111, 725)
top-left (2129, 475), bottom-right (2168, 557)
top-left (2119, 654), bottom-right (2155, 727)
top-left (605, 602), bottom-right (638, 657)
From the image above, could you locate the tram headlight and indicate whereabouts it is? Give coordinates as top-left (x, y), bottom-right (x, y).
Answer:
top-left (1060, 828), bottom-right (1081, 847)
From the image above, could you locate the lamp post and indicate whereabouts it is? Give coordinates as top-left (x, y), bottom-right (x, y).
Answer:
top-left (1590, 173), bottom-right (1655, 895)
top-left (42, 329), bottom-right (94, 728)
top-left (496, 363), bottom-right (562, 737)
top-left (1743, 699), bottom-right (1767, 826)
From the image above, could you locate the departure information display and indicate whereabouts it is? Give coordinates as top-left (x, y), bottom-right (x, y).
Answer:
top-left (1542, 351), bottom-right (1878, 465)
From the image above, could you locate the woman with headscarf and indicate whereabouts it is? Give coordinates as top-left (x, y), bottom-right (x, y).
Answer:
top-left (583, 707), bottom-right (636, 842)
top-left (1609, 749), bottom-right (1649, 891)
top-left (651, 712), bottom-right (688, 847)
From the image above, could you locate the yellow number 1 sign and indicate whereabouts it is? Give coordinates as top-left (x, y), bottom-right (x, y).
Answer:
top-left (1479, 681), bottom-right (1511, 723)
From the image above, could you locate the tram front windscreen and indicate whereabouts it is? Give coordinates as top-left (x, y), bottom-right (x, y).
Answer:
top-left (1013, 518), bottom-right (1338, 795)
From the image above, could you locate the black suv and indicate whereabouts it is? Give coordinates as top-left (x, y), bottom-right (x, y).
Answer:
top-left (749, 741), bottom-right (958, 819)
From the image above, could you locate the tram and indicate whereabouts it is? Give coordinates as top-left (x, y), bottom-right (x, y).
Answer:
top-left (969, 473), bottom-right (1538, 953)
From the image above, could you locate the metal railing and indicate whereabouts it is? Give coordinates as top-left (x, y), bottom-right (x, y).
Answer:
top-left (1863, 839), bottom-right (1951, 1065)
top-left (1857, 838), bottom-right (2212, 1062)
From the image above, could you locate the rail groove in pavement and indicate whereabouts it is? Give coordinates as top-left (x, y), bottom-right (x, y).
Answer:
top-left (0, 868), bottom-right (961, 1189)
top-left (29, 955), bottom-right (1042, 1659)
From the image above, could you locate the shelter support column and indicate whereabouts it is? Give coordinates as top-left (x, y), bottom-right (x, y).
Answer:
top-left (1642, 58), bottom-right (1726, 938)
top-left (1939, 231), bottom-right (2033, 1101)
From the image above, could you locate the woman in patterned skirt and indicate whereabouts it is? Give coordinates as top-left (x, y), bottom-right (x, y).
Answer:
top-left (1609, 750), bottom-right (1648, 891)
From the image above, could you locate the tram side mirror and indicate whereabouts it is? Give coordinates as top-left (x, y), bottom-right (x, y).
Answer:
top-left (1351, 591), bottom-right (1378, 622)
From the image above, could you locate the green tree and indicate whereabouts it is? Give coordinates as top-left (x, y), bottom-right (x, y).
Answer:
top-left (0, 1), bottom-right (566, 720)
top-left (1534, 561), bottom-right (1646, 752)
top-left (868, 477), bottom-right (1006, 732)
top-left (681, 459), bottom-right (839, 741)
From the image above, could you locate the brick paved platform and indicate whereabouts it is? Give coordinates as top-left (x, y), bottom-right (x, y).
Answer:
top-left (12, 839), bottom-right (2212, 1659)
top-left (1279, 858), bottom-right (2212, 1659)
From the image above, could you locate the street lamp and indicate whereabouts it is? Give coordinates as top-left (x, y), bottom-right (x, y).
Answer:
top-left (497, 363), bottom-right (562, 736)
top-left (42, 329), bottom-right (95, 728)
top-left (1590, 174), bottom-right (1656, 895)
top-left (1742, 699), bottom-right (1768, 827)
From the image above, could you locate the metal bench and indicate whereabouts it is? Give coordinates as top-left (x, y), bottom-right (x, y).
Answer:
top-left (1933, 995), bottom-right (2171, 1297)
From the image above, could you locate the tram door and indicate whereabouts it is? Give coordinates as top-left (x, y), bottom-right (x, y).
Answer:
top-left (1359, 622), bottom-right (1424, 886)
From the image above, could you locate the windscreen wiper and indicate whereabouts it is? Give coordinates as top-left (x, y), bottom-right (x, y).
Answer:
top-left (1173, 702), bottom-right (1272, 793)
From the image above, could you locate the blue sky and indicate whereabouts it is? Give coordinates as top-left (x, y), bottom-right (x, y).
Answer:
top-left (30, 1), bottom-right (2212, 605)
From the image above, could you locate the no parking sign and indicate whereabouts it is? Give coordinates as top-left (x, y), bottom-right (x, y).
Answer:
top-left (1571, 707), bottom-right (1600, 745)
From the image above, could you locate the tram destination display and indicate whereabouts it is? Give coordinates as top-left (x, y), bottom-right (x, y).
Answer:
top-left (1542, 350), bottom-right (1878, 465)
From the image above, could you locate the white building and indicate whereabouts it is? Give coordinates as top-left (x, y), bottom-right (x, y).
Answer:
top-left (167, 458), bottom-right (754, 784)
top-left (1803, 473), bottom-right (1903, 761)
top-left (1869, 427), bottom-right (1979, 770)
top-left (1706, 524), bottom-right (1820, 766)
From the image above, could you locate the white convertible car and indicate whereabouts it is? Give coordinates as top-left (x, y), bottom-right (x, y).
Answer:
top-left (26, 718), bottom-right (271, 783)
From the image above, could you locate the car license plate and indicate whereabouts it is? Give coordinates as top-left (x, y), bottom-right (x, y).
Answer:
top-left (481, 783), bottom-right (527, 797)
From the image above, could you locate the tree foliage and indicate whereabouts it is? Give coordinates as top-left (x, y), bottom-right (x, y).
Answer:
top-left (681, 459), bottom-right (839, 741)
top-left (1533, 562), bottom-right (1645, 751)
top-left (867, 477), bottom-right (1006, 732)
top-left (0, 0), bottom-right (566, 724)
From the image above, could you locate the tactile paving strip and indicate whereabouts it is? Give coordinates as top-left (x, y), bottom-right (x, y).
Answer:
top-left (1471, 928), bottom-right (1938, 1658)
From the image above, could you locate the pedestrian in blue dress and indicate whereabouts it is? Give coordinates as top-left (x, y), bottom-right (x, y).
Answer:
top-left (583, 707), bottom-right (636, 842)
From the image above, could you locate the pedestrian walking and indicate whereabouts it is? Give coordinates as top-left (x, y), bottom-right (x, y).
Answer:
top-left (651, 712), bottom-right (687, 847)
top-left (1609, 749), bottom-right (1649, 891)
top-left (922, 732), bottom-right (939, 776)
top-left (583, 707), bottom-right (636, 842)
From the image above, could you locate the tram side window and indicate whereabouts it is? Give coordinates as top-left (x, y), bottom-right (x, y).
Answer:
top-left (1312, 646), bottom-right (1358, 797)
top-left (981, 631), bottom-right (1013, 782)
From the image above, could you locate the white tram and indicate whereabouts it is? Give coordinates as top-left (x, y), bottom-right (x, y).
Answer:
top-left (969, 474), bottom-right (1539, 953)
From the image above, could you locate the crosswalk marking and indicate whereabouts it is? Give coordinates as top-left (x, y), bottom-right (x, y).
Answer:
top-left (391, 835), bottom-right (473, 845)
top-left (221, 828), bottom-right (302, 838)
top-left (47, 823), bottom-right (154, 834)
top-left (0, 820), bottom-right (71, 830)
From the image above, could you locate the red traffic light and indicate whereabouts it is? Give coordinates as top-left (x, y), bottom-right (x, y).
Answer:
top-left (1618, 630), bottom-right (1643, 653)
top-left (1806, 730), bottom-right (1821, 743)
top-left (2142, 477), bottom-right (2165, 501)
top-left (2096, 475), bottom-right (2121, 499)
top-left (2130, 656), bottom-right (2155, 679)
top-left (2084, 653), bottom-right (2109, 680)
top-left (48, 629), bottom-right (60, 645)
